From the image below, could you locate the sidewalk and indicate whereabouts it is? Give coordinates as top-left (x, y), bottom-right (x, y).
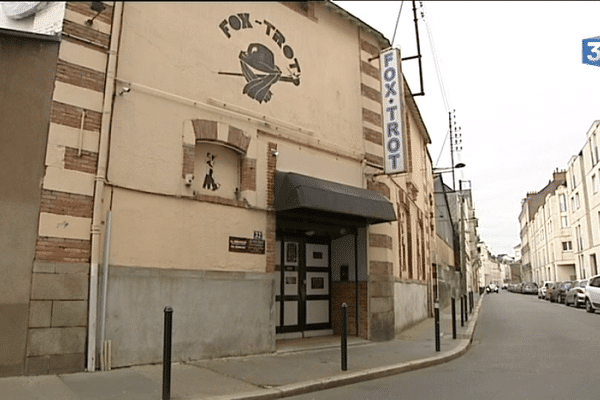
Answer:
top-left (0, 294), bottom-right (483, 400)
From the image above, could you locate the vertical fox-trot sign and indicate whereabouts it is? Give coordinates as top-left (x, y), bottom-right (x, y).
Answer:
top-left (380, 48), bottom-right (407, 174)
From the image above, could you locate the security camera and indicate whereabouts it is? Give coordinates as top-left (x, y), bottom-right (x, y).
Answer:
top-left (184, 174), bottom-right (194, 186)
top-left (118, 87), bottom-right (131, 95)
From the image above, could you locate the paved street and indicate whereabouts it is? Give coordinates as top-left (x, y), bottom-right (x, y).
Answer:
top-left (287, 290), bottom-right (600, 400)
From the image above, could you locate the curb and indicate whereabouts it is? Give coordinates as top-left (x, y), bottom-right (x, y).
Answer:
top-left (201, 294), bottom-right (484, 400)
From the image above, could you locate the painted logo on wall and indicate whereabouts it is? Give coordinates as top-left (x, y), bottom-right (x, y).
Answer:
top-left (218, 13), bottom-right (301, 103)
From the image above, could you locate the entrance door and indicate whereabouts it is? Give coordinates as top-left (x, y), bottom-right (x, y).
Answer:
top-left (276, 238), bottom-right (331, 336)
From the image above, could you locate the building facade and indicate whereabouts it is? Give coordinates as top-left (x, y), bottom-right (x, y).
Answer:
top-left (566, 120), bottom-right (600, 279)
top-left (519, 171), bottom-right (575, 284)
top-left (1, 1), bottom-right (438, 376)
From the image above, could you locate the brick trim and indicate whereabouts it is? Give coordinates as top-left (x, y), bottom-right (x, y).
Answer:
top-left (35, 237), bottom-right (91, 263)
top-left (240, 157), bottom-right (257, 192)
top-left (266, 142), bottom-right (278, 209)
top-left (364, 126), bottom-right (382, 146)
top-left (56, 59), bottom-right (105, 93)
top-left (361, 83), bottom-right (381, 104)
top-left (64, 147), bottom-right (98, 174)
top-left (361, 60), bottom-right (380, 81)
top-left (40, 190), bottom-right (93, 219)
top-left (192, 119), bottom-right (218, 141)
top-left (228, 126), bottom-right (251, 154)
top-left (266, 142), bottom-right (278, 273)
top-left (360, 39), bottom-right (380, 57)
top-left (63, 20), bottom-right (110, 49)
top-left (281, 2), bottom-right (318, 22)
top-left (362, 108), bottom-right (382, 128)
top-left (66, 2), bottom-right (114, 25)
top-left (182, 144), bottom-right (195, 177)
top-left (51, 101), bottom-right (102, 132)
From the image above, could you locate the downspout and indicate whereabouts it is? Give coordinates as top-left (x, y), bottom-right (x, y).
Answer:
top-left (87, 1), bottom-right (124, 372)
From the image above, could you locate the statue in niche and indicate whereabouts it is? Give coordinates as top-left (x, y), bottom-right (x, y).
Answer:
top-left (202, 152), bottom-right (221, 191)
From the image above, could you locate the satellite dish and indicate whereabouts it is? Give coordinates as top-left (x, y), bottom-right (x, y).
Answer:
top-left (2, 2), bottom-right (49, 20)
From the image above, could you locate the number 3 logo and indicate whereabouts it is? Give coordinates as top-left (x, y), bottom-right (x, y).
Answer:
top-left (588, 42), bottom-right (600, 62)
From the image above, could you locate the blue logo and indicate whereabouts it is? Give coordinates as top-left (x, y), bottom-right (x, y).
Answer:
top-left (583, 37), bottom-right (600, 67)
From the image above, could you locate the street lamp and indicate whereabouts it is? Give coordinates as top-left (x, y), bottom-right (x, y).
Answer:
top-left (433, 163), bottom-right (466, 190)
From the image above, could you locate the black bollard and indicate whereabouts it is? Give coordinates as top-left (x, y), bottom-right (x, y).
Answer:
top-left (434, 301), bottom-right (440, 352)
top-left (464, 295), bottom-right (468, 322)
top-left (341, 303), bottom-right (348, 371)
top-left (460, 296), bottom-right (464, 327)
top-left (163, 306), bottom-right (173, 400)
top-left (451, 297), bottom-right (457, 339)
top-left (470, 291), bottom-right (474, 312)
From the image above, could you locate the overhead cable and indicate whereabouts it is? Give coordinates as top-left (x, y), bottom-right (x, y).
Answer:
top-left (421, 2), bottom-right (450, 112)
top-left (391, 1), bottom-right (404, 47)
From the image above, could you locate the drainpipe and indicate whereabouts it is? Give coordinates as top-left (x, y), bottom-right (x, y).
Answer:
top-left (87, 1), bottom-right (124, 372)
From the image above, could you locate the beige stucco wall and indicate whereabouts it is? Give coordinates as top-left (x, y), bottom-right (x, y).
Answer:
top-left (113, 2), bottom-right (365, 169)
top-left (109, 187), bottom-right (266, 272)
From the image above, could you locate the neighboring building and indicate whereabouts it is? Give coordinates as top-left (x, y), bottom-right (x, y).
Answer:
top-left (519, 170), bottom-right (575, 284)
top-left (447, 181), bottom-right (479, 295)
top-left (1, 1), bottom-right (438, 376)
top-left (513, 244), bottom-right (521, 261)
top-left (432, 174), bottom-right (461, 309)
top-left (478, 242), bottom-right (502, 287)
top-left (567, 121), bottom-right (600, 280)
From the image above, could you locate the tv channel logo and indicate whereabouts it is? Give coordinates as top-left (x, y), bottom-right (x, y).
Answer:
top-left (583, 37), bottom-right (600, 67)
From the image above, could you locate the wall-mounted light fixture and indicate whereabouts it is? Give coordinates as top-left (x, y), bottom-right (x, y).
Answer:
top-left (118, 86), bottom-right (131, 96)
top-left (86, 2), bottom-right (106, 26)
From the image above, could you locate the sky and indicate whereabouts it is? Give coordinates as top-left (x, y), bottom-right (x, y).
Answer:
top-left (334, 1), bottom-right (600, 257)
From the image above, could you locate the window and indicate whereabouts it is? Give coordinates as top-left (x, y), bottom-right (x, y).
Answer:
top-left (594, 174), bottom-right (599, 194)
top-left (560, 194), bottom-right (567, 212)
top-left (575, 193), bottom-right (580, 210)
top-left (561, 215), bottom-right (569, 228)
top-left (576, 225), bottom-right (584, 251)
top-left (562, 241), bottom-right (573, 251)
top-left (572, 172), bottom-right (577, 189)
top-left (547, 220), bottom-right (552, 235)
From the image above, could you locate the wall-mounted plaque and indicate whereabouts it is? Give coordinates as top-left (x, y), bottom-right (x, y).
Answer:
top-left (229, 236), bottom-right (265, 254)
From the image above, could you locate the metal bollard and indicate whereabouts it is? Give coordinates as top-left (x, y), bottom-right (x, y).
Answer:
top-left (451, 297), bottom-right (457, 339)
top-left (434, 301), bottom-right (440, 352)
top-left (460, 296), bottom-right (464, 327)
top-left (163, 306), bottom-right (173, 400)
top-left (464, 295), bottom-right (468, 322)
top-left (470, 291), bottom-right (474, 313)
top-left (341, 303), bottom-right (348, 371)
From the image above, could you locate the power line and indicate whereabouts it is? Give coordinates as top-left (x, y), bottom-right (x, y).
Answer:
top-left (391, 1), bottom-right (404, 47)
top-left (421, 2), bottom-right (450, 112)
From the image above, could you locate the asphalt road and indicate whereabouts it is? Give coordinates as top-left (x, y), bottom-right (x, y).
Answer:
top-left (288, 290), bottom-right (600, 400)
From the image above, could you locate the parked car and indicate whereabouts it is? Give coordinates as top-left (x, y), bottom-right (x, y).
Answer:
top-left (555, 281), bottom-right (573, 303)
top-left (538, 281), bottom-right (554, 299)
top-left (565, 279), bottom-right (588, 308)
top-left (522, 282), bottom-right (538, 295)
top-left (585, 275), bottom-right (600, 313)
top-left (515, 283), bottom-right (524, 293)
top-left (486, 283), bottom-right (499, 293)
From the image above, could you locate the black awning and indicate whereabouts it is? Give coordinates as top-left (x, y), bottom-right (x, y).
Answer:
top-left (274, 172), bottom-right (396, 225)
